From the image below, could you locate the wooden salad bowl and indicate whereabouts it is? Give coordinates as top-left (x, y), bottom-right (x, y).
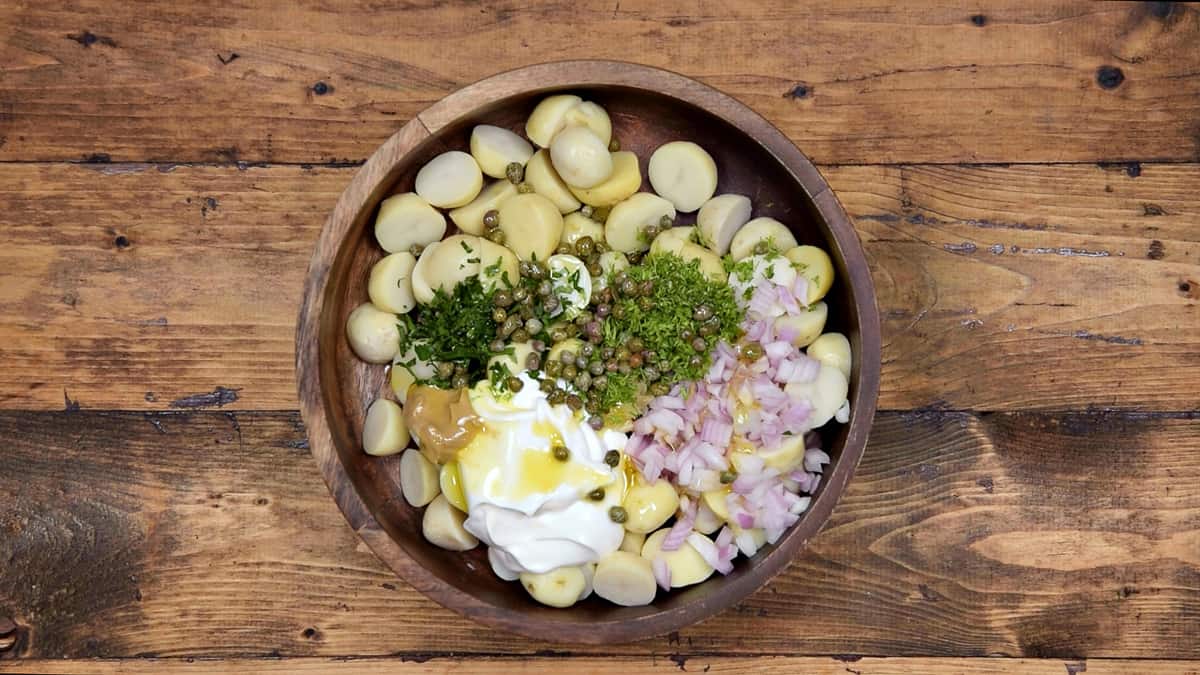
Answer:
top-left (296, 60), bottom-right (881, 643)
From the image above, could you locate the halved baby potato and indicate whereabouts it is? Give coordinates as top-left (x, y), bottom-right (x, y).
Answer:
top-left (362, 398), bottom-right (409, 456)
top-left (774, 301), bottom-right (828, 348)
top-left (526, 94), bottom-right (583, 148)
top-left (605, 193), bottom-right (676, 253)
top-left (498, 193), bottom-right (564, 261)
top-left (470, 125), bottom-right (533, 179)
top-left (524, 149), bottom-right (581, 214)
top-left (367, 252), bottom-right (417, 314)
top-left (422, 494), bottom-right (478, 551)
top-left (642, 528), bottom-right (714, 588)
top-left (568, 151), bottom-right (641, 207)
top-left (648, 141), bottom-right (718, 213)
top-left (561, 212), bottom-right (605, 246)
top-left (449, 180), bottom-right (518, 235)
top-left (414, 151), bottom-right (483, 209)
top-left (374, 192), bottom-right (446, 254)
top-left (563, 101), bottom-right (612, 146)
top-left (729, 217), bottom-right (798, 261)
top-left (697, 194), bottom-right (752, 255)
top-left (784, 360), bottom-right (849, 429)
top-left (345, 302), bottom-right (400, 364)
top-left (476, 238), bottom-right (520, 291)
top-left (551, 126), bottom-right (613, 189)
top-left (807, 332), bottom-right (851, 378)
top-left (784, 245), bottom-right (835, 305)
top-left (411, 235), bottom-right (483, 305)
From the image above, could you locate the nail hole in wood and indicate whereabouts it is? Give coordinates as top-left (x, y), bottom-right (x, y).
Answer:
top-left (970, 14), bottom-right (987, 26)
top-left (1096, 65), bottom-right (1125, 90)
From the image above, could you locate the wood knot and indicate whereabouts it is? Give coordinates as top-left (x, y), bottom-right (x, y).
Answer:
top-left (311, 81), bottom-right (332, 96)
top-left (1096, 65), bottom-right (1125, 90)
top-left (970, 14), bottom-right (987, 27)
top-left (783, 83), bottom-right (810, 100)
top-left (114, 234), bottom-right (131, 249)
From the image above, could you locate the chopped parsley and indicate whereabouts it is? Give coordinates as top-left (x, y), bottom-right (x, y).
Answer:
top-left (396, 276), bottom-right (498, 388)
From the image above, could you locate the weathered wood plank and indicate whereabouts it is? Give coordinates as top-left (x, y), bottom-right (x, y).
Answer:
top-left (1, 410), bottom-right (1195, 659)
top-left (0, 656), bottom-right (1196, 674)
top-left (0, 162), bottom-right (1195, 412)
top-left (0, 1), bottom-right (1198, 164)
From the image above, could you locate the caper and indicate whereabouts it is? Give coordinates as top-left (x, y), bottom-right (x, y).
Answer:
top-left (649, 382), bottom-right (670, 397)
top-left (589, 415), bottom-right (604, 430)
top-left (543, 295), bottom-right (560, 313)
top-left (519, 305), bottom-right (534, 320)
top-left (588, 487), bottom-right (606, 501)
top-left (575, 356), bottom-right (588, 370)
top-left (540, 378), bottom-right (556, 393)
top-left (627, 251), bottom-right (644, 265)
top-left (698, 321), bottom-right (717, 337)
top-left (595, 304), bottom-right (610, 318)
top-left (493, 289), bottom-right (513, 307)
top-left (409, 243), bottom-right (425, 258)
top-left (525, 353), bottom-right (542, 371)
top-left (612, 304), bottom-right (627, 320)
top-left (579, 343), bottom-right (595, 358)
top-left (450, 374), bottom-right (468, 389)
top-left (687, 354), bottom-right (703, 369)
top-left (644, 366), bottom-right (661, 381)
top-left (492, 307), bottom-right (508, 323)
top-left (643, 350), bottom-right (658, 364)
top-left (593, 374), bottom-right (608, 390)
top-left (505, 162), bottom-right (524, 184)
top-left (641, 224), bottom-right (661, 242)
top-left (680, 328), bottom-right (695, 342)
top-left (693, 305), bottom-right (713, 321)
top-left (754, 240), bottom-right (770, 255)
top-left (566, 394), bottom-right (583, 411)
top-left (453, 363), bottom-right (466, 376)
top-left (586, 262), bottom-right (602, 276)
top-left (616, 346), bottom-right (631, 361)
top-left (604, 450), bottom-right (620, 467)
top-left (550, 327), bottom-right (568, 342)
top-left (605, 360), bottom-right (618, 373)
top-left (659, 214), bottom-right (674, 229)
top-left (512, 328), bottom-right (530, 343)
top-left (580, 205), bottom-right (594, 218)
top-left (627, 337), bottom-right (644, 353)
top-left (525, 317), bottom-right (544, 335)
top-left (638, 280), bottom-right (654, 296)
top-left (512, 286), bottom-right (529, 302)
top-left (589, 360), bottom-right (605, 376)
top-left (692, 337), bottom-right (707, 352)
top-left (501, 316), bottom-right (520, 336)
top-left (558, 350), bottom-right (575, 364)
top-left (601, 347), bottom-right (615, 360)
top-left (517, 182), bottom-right (534, 194)
top-left (608, 506), bottom-right (628, 523)
top-left (553, 445), bottom-right (569, 461)
top-left (638, 297), bottom-right (654, 311)
top-left (538, 280), bottom-right (553, 297)
top-left (619, 279), bottom-right (637, 297)
top-left (548, 389), bottom-right (566, 404)
top-left (563, 364), bottom-right (578, 380)
top-left (486, 228), bottom-right (506, 244)
top-left (592, 206), bottom-right (610, 222)
top-left (613, 271), bottom-right (629, 287)
top-left (742, 343), bottom-right (764, 361)
top-left (556, 243), bottom-right (572, 255)
top-left (575, 372), bottom-right (592, 391)
top-left (618, 361), bottom-right (632, 375)
top-left (575, 236), bottom-right (595, 257)
top-left (483, 209), bottom-right (500, 228)
top-left (719, 470), bottom-right (736, 484)
top-left (507, 376), bottom-right (524, 392)
top-left (628, 353), bottom-right (643, 368)
top-left (584, 321), bottom-right (603, 341)
top-left (436, 361), bottom-right (454, 379)
top-left (531, 339), bottom-right (546, 353)
top-left (594, 241), bottom-right (609, 254)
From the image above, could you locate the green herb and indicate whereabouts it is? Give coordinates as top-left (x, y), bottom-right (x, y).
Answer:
top-left (397, 276), bottom-right (498, 388)
top-left (488, 360), bottom-right (514, 398)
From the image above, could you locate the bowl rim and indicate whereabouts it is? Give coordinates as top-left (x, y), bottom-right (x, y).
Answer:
top-left (296, 59), bottom-right (881, 644)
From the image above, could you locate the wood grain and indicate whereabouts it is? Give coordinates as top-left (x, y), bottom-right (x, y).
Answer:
top-left (1, 656), bottom-right (1197, 674)
top-left (1, 410), bottom-right (1195, 659)
top-left (0, 162), bottom-right (1194, 412)
top-left (0, 1), bottom-right (1197, 165)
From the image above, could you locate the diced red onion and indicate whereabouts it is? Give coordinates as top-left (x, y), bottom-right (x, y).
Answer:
top-left (687, 532), bottom-right (734, 575)
top-left (661, 497), bottom-right (697, 552)
top-left (652, 557), bottom-right (671, 590)
top-left (804, 448), bottom-right (831, 472)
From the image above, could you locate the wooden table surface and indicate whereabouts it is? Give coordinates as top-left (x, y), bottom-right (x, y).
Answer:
top-left (1, 1), bottom-right (1198, 673)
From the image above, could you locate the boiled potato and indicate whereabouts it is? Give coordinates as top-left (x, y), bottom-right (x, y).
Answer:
top-left (395, 341), bottom-right (438, 381)
top-left (547, 254), bottom-right (591, 319)
top-left (526, 94), bottom-right (583, 148)
top-left (731, 524), bottom-right (767, 557)
top-left (551, 126), bottom-right (613, 189)
top-left (400, 448), bottom-right (440, 507)
top-left (476, 238), bottom-right (519, 291)
top-left (730, 217), bottom-right (798, 261)
top-left (579, 562), bottom-right (597, 601)
top-left (563, 101), bottom-right (612, 146)
top-left (520, 566), bottom-right (586, 608)
top-left (649, 226), bottom-right (695, 256)
top-left (439, 461), bottom-right (468, 512)
top-left (697, 194), bottom-right (752, 254)
top-left (642, 528), bottom-right (714, 588)
top-left (389, 363), bottom-right (416, 404)
top-left (619, 530), bottom-right (646, 554)
top-left (561, 212), bottom-right (605, 246)
top-left (374, 192), bottom-right (446, 254)
top-left (346, 302), bottom-right (400, 363)
top-left (489, 341), bottom-right (535, 374)
top-left (648, 141), bottom-right (718, 213)
top-left (449, 180), bottom-right (518, 235)
top-left (622, 480), bottom-right (680, 534)
top-left (807, 332), bottom-right (851, 378)
top-left (774, 301), bottom-right (828, 347)
top-left (785, 361), bottom-right (849, 429)
top-left (548, 337), bottom-right (585, 366)
top-left (368, 252), bottom-right (418, 315)
top-left (605, 193), bottom-right (677, 253)
top-left (497, 193), bottom-right (564, 261)
top-left (414, 151), bottom-right (483, 209)
top-left (411, 235), bottom-right (483, 305)
top-left (362, 398), bottom-right (409, 456)
top-left (702, 489), bottom-right (731, 522)
top-left (758, 434), bottom-right (806, 473)
top-left (597, 251), bottom-right (629, 277)
top-left (568, 151), bottom-right (641, 207)
top-left (470, 125), bottom-right (534, 178)
top-left (593, 551), bottom-right (657, 606)
top-left (692, 498), bottom-right (723, 535)
top-left (676, 241), bottom-right (726, 282)
top-left (784, 245), bottom-right (835, 305)
top-left (422, 494), bottom-right (478, 551)
top-left (524, 149), bottom-right (581, 213)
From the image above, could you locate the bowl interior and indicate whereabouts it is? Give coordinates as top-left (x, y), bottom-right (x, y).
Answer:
top-left (315, 80), bottom-right (871, 636)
